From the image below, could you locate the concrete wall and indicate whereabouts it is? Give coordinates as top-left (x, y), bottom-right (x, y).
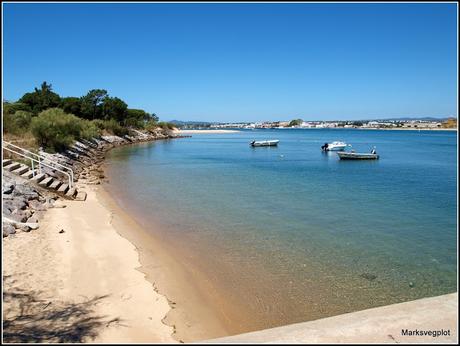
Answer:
top-left (205, 293), bottom-right (458, 344)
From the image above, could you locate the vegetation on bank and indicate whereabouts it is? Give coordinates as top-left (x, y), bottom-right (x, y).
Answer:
top-left (3, 82), bottom-right (176, 152)
top-left (288, 119), bottom-right (303, 127)
top-left (442, 118), bottom-right (457, 129)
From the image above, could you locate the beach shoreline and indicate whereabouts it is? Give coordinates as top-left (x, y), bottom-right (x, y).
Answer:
top-left (3, 131), bottom-right (227, 343)
top-left (96, 181), bottom-right (232, 342)
top-left (3, 131), bottom-right (237, 343)
top-left (2, 184), bottom-right (176, 343)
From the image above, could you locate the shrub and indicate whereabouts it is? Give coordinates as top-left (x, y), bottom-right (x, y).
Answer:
top-left (3, 111), bottom-right (33, 135)
top-left (143, 119), bottom-right (159, 131)
top-left (30, 108), bottom-right (99, 152)
top-left (3, 102), bottom-right (33, 115)
top-left (91, 119), bottom-right (128, 137)
top-left (124, 117), bottom-right (145, 128)
top-left (80, 119), bottom-right (101, 140)
top-left (157, 121), bottom-right (176, 130)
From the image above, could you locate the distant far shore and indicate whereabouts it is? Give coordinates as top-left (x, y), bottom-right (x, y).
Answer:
top-left (178, 127), bottom-right (456, 132)
top-left (176, 129), bottom-right (240, 134)
top-left (356, 127), bottom-right (457, 131)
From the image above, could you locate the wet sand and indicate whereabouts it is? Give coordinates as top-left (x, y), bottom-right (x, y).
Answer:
top-left (97, 184), bottom-right (233, 342)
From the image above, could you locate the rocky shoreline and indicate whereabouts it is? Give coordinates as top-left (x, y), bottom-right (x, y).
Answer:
top-left (3, 127), bottom-right (183, 238)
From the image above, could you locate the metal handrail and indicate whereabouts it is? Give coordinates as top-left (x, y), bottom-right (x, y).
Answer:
top-left (3, 141), bottom-right (74, 187)
top-left (3, 144), bottom-right (73, 188)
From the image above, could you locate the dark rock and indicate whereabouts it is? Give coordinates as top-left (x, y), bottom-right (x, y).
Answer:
top-left (2, 182), bottom-right (14, 195)
top-left (360, 273), bottom-right (377, 281)
top-left (27, 216), bottom-right (39, 224)
top-left (4, 198), bottom-right (27, 211)
top-left (59, 229), bottom-right (65, 234)
top-left (3, 223), bottom-right (16, 237)
top-left (28, 200), bottom-right (48, 211)
top-left (16, 224), bottom-right (31, 232)
top-left (9, 211), bottom-right (29, 223)
top-left (32, 211), bottom-right (46, 220)
top-left (13, 183), bottom-right (38, 200)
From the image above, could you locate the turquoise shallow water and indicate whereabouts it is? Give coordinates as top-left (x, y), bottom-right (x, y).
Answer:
top-left (106, 129), bottom-right (457, 332)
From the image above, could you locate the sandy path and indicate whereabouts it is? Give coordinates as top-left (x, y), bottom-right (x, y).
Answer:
top-left (3, 186), bottom-right (175, 343)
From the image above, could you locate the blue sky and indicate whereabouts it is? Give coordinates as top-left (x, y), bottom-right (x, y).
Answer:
top-left (3, 2), bottom-right (458, 122)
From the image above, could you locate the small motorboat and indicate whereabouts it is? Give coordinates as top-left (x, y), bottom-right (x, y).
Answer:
top-left (337, 147), bottom-right (379, 160)
top-left (321, 141), bottom-right (348, 151)
top-left (250, 140), bottom-right (279, 147)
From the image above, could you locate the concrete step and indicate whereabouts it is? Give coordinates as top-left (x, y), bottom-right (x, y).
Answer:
top-left (11, 165), bottom-right (30, 175)
top-left (3, 159), bottom-right (13, 167)
top-left (65, 187), bottom-right (77, 198)
top-left (4, 162), bottom-right (21, 172)
top-left (30, 173), bottom-right (46, 183)
top-left (57, 184), bottom-right (69, 194)
top-left (21, 170), bottom-right (37, 179)
top-left (74, 191), bottom-right (87, 201)
top-left (49, 180), bottom-right (62, 190)
top-left (38, 177), bottom-right (54, 187)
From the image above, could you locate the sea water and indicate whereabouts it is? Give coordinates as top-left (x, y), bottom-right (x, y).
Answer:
top-left (105, 129), bottom-right (457, 333)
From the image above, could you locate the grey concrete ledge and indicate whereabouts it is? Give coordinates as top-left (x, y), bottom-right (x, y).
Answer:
top-left (205, 293), bottom-right (458, 344)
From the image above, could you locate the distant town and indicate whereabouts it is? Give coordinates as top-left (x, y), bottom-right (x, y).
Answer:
top-left (174, 117), bottom-right (457, 130)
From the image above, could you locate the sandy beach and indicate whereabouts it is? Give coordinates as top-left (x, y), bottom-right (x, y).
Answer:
top-left (3, 186), bottom-right (175, 343)
top-left (3, 175), bottom-right (231, 342)
top-left (96, 183), bottom-right (232, 342)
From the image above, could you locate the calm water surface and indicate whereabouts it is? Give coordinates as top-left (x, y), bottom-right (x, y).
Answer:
top-left (106, 129), bottom-right (457, 333)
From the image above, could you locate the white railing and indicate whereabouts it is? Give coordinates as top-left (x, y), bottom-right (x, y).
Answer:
top-left (2, 141), bottom-right (74, 188)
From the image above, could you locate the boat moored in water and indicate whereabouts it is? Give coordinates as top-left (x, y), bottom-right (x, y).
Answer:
top-left (321, 141), bottom-right (348, 151)
top-left (337, 148), bottom-right (379, 160)
top-left (250, 140), bottom-right (280, 147)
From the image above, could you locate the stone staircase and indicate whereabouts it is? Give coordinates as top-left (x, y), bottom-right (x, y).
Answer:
top-left (3, 159), bottom-right (86, 201)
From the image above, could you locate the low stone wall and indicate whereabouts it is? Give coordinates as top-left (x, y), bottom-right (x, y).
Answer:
top-left (2, 172), bottom-right (62, 237)
top-left (206, 293), bottom-right (458, 344)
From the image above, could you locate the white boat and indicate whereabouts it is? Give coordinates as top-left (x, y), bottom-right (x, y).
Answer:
top-left (321, 141), bottom-right (348, 151)
top-left (337, 148), bottom-right (379, 160)
top-left (250, 140), bottom-right (279, 147)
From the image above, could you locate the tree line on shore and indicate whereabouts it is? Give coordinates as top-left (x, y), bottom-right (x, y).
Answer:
top-left (3, 82), bottom-right (176, 152)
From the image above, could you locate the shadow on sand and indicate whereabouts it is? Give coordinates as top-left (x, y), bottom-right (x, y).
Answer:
top-left (3, 275), bottom-right (122, 343)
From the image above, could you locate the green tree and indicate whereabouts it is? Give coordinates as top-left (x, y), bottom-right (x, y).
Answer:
top-left (150, 112), bottom-right (159, 122)
top-left (102, 97), bottom-right (128, 122)
top-left (60, 97), bottom-right (82, 117)
top-left (18, 82), bottom-right (61, 114)
top-left (80, 89), bottom-right (108, 120)
top-left (288, 119), bottom-right (303, 127)
top-left (125, 108), bottom-right (153, 127)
